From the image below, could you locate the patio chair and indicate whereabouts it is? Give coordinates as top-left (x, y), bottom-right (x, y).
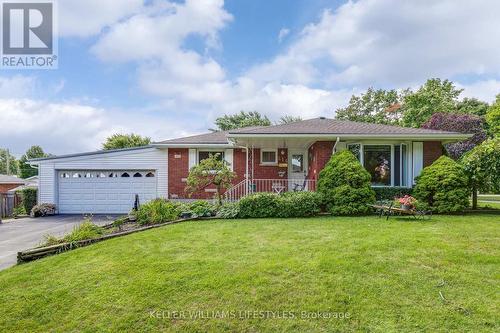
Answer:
top-left (292, 176), bottom-right (308, 192)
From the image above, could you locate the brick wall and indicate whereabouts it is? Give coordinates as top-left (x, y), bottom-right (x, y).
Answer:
top-left (423, 141), bottom-right (444, 167)
top-left (251, 148), bottom-right (288, 179)
top-left (0, 183), bottom-right (23, 194)
top-left (308, 141), bottom-right (334, 181)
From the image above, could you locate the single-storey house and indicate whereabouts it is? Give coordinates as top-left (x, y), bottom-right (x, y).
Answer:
top-left (0, 175), bottom-right (25, 194)
top-left (30, 118), bottom-right (470, 214)
top-left (7, 175), bottom-right (38, 193)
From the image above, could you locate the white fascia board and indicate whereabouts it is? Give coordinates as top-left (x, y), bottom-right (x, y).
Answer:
top-left (151, 143), bottom-right (234, 148)
top-left (226, 133), bottom-right (472, 141)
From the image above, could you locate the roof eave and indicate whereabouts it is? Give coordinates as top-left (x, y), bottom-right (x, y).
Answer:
top-left (227, 133), bottom-right (472, 141)
top-left (151, 143), bottom-right (233, 148)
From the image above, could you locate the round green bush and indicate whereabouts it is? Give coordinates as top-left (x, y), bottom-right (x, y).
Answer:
top-left (277, 192), bottom-right (322, 218)
top-left (317, 150), bottom-right (375, 215)
top-left (413, 156), bottom-right (469, 213)
top-left (238, 193), bottom-right (279, 218)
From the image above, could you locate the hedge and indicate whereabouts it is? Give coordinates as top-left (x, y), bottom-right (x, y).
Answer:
top-left (21, 188), bottom-right (37, 214)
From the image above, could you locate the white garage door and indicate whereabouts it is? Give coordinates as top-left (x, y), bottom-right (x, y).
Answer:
top-left (58, 170), bottom-right (157, 214)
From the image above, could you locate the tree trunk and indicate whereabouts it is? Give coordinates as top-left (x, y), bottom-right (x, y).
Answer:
top-left (472, 185), bottom-right (478, 210)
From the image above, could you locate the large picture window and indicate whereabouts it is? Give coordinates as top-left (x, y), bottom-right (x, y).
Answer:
top-left (363, 145), bottom-right (391, 186)
top-left (198, 151), bottom-right (225, 163)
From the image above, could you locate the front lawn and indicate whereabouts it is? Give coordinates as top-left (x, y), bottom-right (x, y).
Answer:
top-left (0, 215), bottom-right (498, 332)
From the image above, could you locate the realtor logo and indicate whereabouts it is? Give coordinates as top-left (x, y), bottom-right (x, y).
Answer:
top-left (1, 0), bottom-right (57, 69)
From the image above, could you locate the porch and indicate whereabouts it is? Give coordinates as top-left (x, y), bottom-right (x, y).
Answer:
top-left (225, 178), bottom-right (317, 202)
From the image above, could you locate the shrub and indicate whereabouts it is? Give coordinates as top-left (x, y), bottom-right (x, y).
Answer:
top-left (373, 187), bottom-right (413, 201)
top-left (31, 203), bottom-right (56, 218)
top-left (136, 199), bottom-right (181, 225)
top-left (187, 200), bottom-right (216, 218)
top-left (238, 193), bottom-right (280, 218)
top-left (12, 205), bottom-right (26, 218)
top-left (413, 156), bottom-right (469, 213)
top-left (317, 150), bottom-right (375, 215)
top-left (21, 188), bottom-right (37, 214)
top-left (216, 202), bottom-right (240, 219)
top-left (276, 192), bottom-right (322, 218)
top-left (64, 219), bottom-right (104, 243)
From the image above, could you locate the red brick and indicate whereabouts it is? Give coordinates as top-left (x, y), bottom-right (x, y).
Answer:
top-left (0, 183), bottom-right (24, 194)
top-left (423, 141), bottom-right (443, 167)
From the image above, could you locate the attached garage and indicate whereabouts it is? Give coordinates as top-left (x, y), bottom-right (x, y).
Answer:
top-left (58, 170), bottom-right (157, 214)
top-left (33, 147), bottom-right (168, 214)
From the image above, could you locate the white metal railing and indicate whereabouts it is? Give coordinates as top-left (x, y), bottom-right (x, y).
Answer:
top-left (224, 178), bottom-right (317, 202)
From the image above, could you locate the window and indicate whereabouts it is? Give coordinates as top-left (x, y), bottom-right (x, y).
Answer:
top-left (291, 154), bottom-right (304, 172)
top-left (145, 172), bottom-right (155, 178)
top-left (84, 172), bottom-right (94, 178)
top-left (401, 144), bottom-right (408, 187)
top-left (363, 145), bottom-right (391, 186)
top-left (198, 151), bottom-right (224, 163)
top-left (60, 172), bottom-right (70, 178)
top-left (133, 172), bottom-right (142, 177)
top-left (109, 172), bottom-right (118, 178)
top-left (347, 144), bottom-right (361, 161)
top-left (261, 149), bottom-right (277, 164)
top-left (121, 172), bottom-right (130, 177)
top-left (72, 173), bottom-right (82, 178)
top-left (96, 172), bottom-right (106, 178)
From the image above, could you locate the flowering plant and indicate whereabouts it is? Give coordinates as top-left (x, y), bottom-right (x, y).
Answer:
top-left (396, 195), bottom-right (417, 208)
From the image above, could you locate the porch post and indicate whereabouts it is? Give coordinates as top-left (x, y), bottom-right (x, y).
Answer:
top-left (245, 145), bottom-right (249, 196)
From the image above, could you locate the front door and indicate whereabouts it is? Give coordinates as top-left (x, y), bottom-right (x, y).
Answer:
top-left (288, 151), bottom-right (307, 191)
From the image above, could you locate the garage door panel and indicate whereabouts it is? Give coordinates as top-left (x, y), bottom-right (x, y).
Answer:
top-left (58, 170), bottom-right (157, 214)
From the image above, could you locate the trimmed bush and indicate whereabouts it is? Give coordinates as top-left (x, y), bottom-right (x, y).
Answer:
top-left (238, 193), bottom-right (280, 218)
top-left (276, 192), bottom-right (322, 218)
top-left (373, 187), bottom-right (413, 201)
top-left (317, 150), bottom-right (375, 215)
top-left (413, 156), bottom-right (469, 213)
top-left (136, 199), bottom-right (181, 225)
top-left (21, 188), bottom-right (37, 214)
top-left (216, 202), bottom-right (240, 219)
top-left (186, 200), bottom-right (216, 218)
top-left (31, 203), bottom-right (56, 217)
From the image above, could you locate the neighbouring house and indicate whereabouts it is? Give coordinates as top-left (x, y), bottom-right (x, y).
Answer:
top-left (7, 175), bottom-right (39, 193)
top-left (0, 175), bottom-right (25, 194)
top-left (30, 118), bottom-right (470, 214)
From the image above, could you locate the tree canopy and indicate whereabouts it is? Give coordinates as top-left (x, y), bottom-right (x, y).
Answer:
top-left (421, 113), bottom-right (487, 159)
top-left (213, 111), bottom-right (271, 131)
top-left (335, 88), bottom-right (404, 125)
top-left (401, 78), bottom-right (463, 128)
top-left (457, 98), bottom-right (490, 117)
top-left (278, 115), bottom-right (302, 124)
top-left (185, 153), bottom-right (235, 205)
top-left (0, 149), bottom-right (18, 175)
top-left (102, 134), bottom-right (151, 150)
top-left (18, 146), bottom-right (50, 178)
top-left (486, 95), bottom-right (500, 137)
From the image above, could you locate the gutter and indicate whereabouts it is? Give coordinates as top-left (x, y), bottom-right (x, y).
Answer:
top-left (226, 133), bottom-right (472, 141)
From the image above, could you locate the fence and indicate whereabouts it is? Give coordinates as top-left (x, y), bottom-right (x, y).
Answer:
top-left (0, 193), bottom-right (22, 219)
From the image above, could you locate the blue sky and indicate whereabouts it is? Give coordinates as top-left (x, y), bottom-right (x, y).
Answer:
top-left (2, 0), bottom-right (500, 156)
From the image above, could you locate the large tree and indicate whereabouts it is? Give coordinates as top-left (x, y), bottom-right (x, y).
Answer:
top-left (457, 98), bottom-right (489, 117)
top-left (335, 88), bottom-right (403, 125)
top-left (0, 149), bottom-right (18, 175)
top-left (278, 115), bottom-right (302, 124)
top-left (18, 146), bottom-right (50, 178)
top-left (486, 94), bottom-right (500, 137)
top-left (185, 153), bottom-right (235, 205)
top-left (402, 78), bottom-right (462, 128)
top-left (213, 111), bottom-right (271, 131)
top-left (421, 113), bottom-right (487, 159)
top-left (461, 138), bottom-right (500, 209)
top-left (102, 133), bottom-right (151, 150)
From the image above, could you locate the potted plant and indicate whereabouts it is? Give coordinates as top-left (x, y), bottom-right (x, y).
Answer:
top-left (397, 195), bottom-right (417, 210)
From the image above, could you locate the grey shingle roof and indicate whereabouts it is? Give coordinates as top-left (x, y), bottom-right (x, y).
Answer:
top-left (228, 118), bottom-right (463, 135)
top-left (0, 174), bottom-right (25, 184)
top-left (154, 131), bottom-right (231, 145)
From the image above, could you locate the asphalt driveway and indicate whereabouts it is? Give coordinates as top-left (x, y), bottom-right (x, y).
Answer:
top-left (0, 215), bottom-right (118, 270)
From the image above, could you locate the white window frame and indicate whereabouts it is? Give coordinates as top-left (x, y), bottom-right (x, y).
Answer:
top-left (197, 150), bottom-right (225, 164)
top-left (260, 149), bottom-right (278, 165)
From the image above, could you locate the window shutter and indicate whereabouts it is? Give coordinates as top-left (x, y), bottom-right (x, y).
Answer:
top-left (188, 149), bottom-right (197, 170)
top-left (412, 142), bottom-right (423, 184)
top-left (225, 149), bottom-right (234, 171)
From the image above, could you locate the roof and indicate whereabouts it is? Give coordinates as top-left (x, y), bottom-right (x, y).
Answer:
top-left (154, 131), bottom-right (231, 145)
top-left (227, 118), bottom-right (464, 136)
top-left (30, 145), bottom-right (154, 162)
top-left (0, 175), bottom-right (25, 184)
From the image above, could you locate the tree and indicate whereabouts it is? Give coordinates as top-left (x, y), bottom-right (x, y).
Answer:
top-left (213, 111), bottom-right (271, 131)
top-left (185, 153), bottom-right (235, 205)
top-left (335, 88), bottom-right (403, 125)
top-left (278, 115), bottom-right (302, 124)
top-left (317, 150), bottom-right (375, 215)
top-left (402, 79), bottom-right (462, 128)
top-left (413, 156), bottom-right (470, 213)
top-left (421, 113), bottom-right (487, 159)
top-left (18, 146), bottom-right (49, 178)
top-left (102, 133), bottom-right (151, 150)
top-left (461, 138), bottom-right (500, 209)
top-left (0, 149), bottom-right (18, 175)
top-left (486, 95), bottom-right (500, 137)
top-left (457, 98), bottom-right (489, 117)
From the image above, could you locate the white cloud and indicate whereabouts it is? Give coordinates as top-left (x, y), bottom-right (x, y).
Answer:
top-left (459, 80), bottom-right (500, 103)
top-left (278, 28), bottom-right (290, 43)
top-left (0, 76), bottom-right (37, 98)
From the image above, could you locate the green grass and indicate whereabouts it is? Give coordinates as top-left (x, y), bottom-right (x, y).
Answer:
top-left (477, 201), bottom-right (500, 209)
top-left (0, 215), bottom-right (499, 332)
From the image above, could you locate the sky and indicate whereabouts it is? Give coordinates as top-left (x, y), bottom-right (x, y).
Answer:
top-left (2, 0), bottom-right (500, 156)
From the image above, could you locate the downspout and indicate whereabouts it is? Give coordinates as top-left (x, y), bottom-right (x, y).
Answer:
top-left (332, 136), bottom-right (341, 153)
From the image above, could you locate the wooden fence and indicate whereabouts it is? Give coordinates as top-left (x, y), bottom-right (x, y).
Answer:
top-left (0, 193), bottom-right (22, 219)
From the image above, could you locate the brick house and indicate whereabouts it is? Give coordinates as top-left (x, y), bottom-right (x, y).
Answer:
top-left (0, 175), bottom-right (25, 194)
top-left (31, 118), bottom-right (470, 214)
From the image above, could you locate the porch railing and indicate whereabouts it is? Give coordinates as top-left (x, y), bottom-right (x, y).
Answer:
top-left (224, 178), bottom-right (317, 202)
